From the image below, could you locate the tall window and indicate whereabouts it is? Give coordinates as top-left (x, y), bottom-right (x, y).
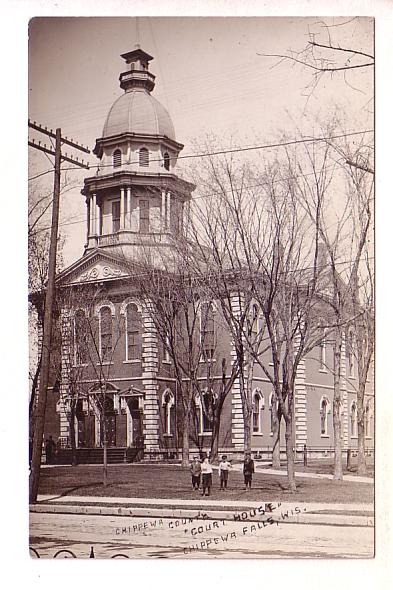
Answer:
top-left (269, 393), bottom-right (276, 434)
top-left (74, 309), bottom-right (88, 365)
top-left (162, 390), bottom-right (174, 436)
top-left (347, 329), bottom-right (355, 378)
top-left (320, 398), bottom-right (329, 435)
top-left (163, 152), bottom-right (170, 170)
top-left (350, 402), bottom-right (358, 437)
top-left (252, 390), bottom-right (263, 433)
top-left (365, 401), bottom-right (372, 438)
top-left (113, 149), bottom-right (122, 168)
top-left (200, 390), bottom-right (214, 434)
top-left (319, 327), bottom-right (327, 370)
top-left (139, 199), bottom-right (149, 233)
top-left (112, 200), bottom-right (120, 233)
top-left (100, 307), bottom-right (113, 362)
top-left (201, 302), bottom-right (215, 361)
top-left (139, 147), bottom-right (149, 167)
top-left (126, 303), bottom-right (142, 361)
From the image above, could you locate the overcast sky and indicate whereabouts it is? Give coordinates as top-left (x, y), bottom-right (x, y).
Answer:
top-left (29, 16), bottom-right (373, 266)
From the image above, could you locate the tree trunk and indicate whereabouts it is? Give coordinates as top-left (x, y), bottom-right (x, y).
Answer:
top-left (244, 412), bottom-right (252, 454)
top-left (271, 404), bottom-right (281, 468)
top-left (181, 408), bottom-right (190, 468)
top-left (333, 328), bottom-right (343, 480)
top-left (357, 389), bottom-right (367, 475)
top-left (284, 414), bottom-right (296, 492)
top-left (210, 415), bottom-right (221, 463)
top-left (102, 416), bottom-right (108, 486)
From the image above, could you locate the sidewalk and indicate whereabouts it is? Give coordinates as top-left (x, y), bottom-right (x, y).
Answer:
top-left (32, 493), bottom-right (374, 528)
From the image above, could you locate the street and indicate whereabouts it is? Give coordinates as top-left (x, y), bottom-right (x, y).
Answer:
top-left (30, 511), bottom-right (374, 559)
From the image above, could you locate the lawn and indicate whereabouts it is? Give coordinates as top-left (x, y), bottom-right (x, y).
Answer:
top-left (38, 463), bottom-right (374, 505)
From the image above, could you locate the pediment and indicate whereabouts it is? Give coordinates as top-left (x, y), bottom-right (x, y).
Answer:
top-left (56, 250), bottom-right (132, 286)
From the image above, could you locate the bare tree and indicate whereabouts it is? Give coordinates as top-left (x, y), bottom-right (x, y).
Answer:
top-left (59, 283), bottom-right (124, 485)
top-left (259, 17), bottom-right (374, 103)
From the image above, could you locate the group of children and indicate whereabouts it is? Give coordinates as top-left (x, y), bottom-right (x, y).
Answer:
top-left (190, 453), bottom-right (255, 496)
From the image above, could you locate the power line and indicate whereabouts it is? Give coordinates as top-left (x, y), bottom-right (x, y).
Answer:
top-left (59, 128), bottom-right (373, 173)
top-left (28, 160), bottom-right (350, 236)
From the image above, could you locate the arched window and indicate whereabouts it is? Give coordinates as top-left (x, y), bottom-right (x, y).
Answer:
top-left (126, 303), bottom-right (142, 361)
top-left (250, 304), bottom-right (259, 339)
top-left (269, 392), bottom-right (277, 434)
top-left (162, 389), bottom-right (174, 436)
top-left (200, 302), bottom-right (215, 361)
top-left (73, 309), bottom-right (88, 365)
top-left (365, 401), bottom-right (372, 438)
top-left (163, 152), bottom-right (170, 171)
top-left (139, 147), bottom-right (149, 167)
top-left (350, 401), bottom-right (358, 437)
top-left (196, 390), bottom-right (215, 434)
top-left (113, 149), bottom-right (122, 168)
top-left (319, 323), bottom-right (327, 371)
top-left (252, 389), bottom-right (264, 434)
top-left (347, 329), bottom-right (355, 378)
top-left (100, 306), bottom-right (113, 362)
top-left (320, 397), bottom-right (329, 435)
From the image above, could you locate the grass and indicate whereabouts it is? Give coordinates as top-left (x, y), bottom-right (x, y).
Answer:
top-left (38, 463), bottom-right (374, 505)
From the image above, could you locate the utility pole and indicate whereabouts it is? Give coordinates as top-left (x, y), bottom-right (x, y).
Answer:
top-left (29, 121), bottom-right (90, 503)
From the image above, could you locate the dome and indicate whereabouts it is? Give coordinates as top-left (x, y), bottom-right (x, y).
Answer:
top-left (102, 89), bottom-right (176, 141)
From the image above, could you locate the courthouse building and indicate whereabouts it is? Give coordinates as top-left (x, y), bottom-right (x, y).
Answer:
top-left (40, 48), bottom-right (374, 462)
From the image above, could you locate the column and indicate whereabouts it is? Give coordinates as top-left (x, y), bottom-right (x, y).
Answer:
top-left (59, 308), bottom-right (72, 444)
top-left (91, 193), bottom-right (97, 235)
top-left (142, 302), bottom-right (160, 454)
top-left (120, 188), bottom-right (125, 229)
top-left (86, 198), bottom-right (91, 241)
top-left (294, 356), bottom-right (307, 451)
top-left (294, 328), bottom-right (307, 452)
top-left (166, 191), bottom-right (171, 232)
top-left (161, 190), bottom-right (166, 231)
top-left (230, 293), bottom-right (246, 450)
top-left (127, 188), bottom-right (132, 228)
top-left (340, 331), bottom-right (349, 448)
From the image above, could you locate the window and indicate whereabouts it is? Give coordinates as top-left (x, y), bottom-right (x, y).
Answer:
top-left (365, 401), bottom-right (372, 438)
top-left (139, 147), bottom-right (149, 167)
top-left (73, 309), bottom-right (88, 365)
top-left (201, 302), bottom-right (215, 361)
top-left (269, 392), bottom-right (278, 434)
top-left (139, 199), bottom-right (149, 233)
top-left (320, 397), bottom-right (329, 435)
top-left (126, 303), bottom-right (142, 361)
top-left (252, 389), bottom-right (264, 434)
top-left (113, 149), bottom-right (122, 168)
top-left (163, 330), bottom-right (171, 363)
top-left (112, 201), bottom-right (120, 233)
top-left (250, 304), bottom-right (259, 340)
top-left (350, 402), bottom-right (358, 437)
top-left (319, 327), bottom-right (327, 370)
top-left (162, 390), bottom-right (174, 436)
top-left (163, 152), bottom-right (170, 171)
top-left (347, 330), bottom-right (355, 378)
top-left (195, 390), bottom-right (215, 434)
top-left (100, 306), bottom-right (113, 362)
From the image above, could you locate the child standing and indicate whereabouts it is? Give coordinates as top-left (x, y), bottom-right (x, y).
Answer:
top-left (200, 456), bottom-right (213, 496)
top-left (218, 455), bottom-right (232, 490)
top-left (190, 455), bottom-right (201, 490)
top-left (243, 452), bottom-right (255, 491)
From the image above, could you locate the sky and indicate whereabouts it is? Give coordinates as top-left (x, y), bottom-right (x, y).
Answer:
top-left (28, 16), bottom-right (374, 266)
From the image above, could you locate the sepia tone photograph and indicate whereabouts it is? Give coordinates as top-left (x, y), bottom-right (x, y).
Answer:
top-left (27, 15), bottom-right (375, 560)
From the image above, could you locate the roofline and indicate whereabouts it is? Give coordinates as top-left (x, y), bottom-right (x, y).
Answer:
top-left (93, 133), bottom-right (184, 157)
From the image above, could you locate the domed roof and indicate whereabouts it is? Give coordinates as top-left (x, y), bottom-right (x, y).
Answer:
top-left (102, 89), bottom-right (176, 141)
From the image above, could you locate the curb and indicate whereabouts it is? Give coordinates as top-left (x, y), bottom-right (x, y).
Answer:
top-left (30, 502), bottom-right (374, 528)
